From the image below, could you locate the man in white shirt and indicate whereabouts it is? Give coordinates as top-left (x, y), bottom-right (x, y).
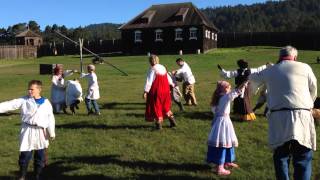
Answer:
top-left (249, 46), bottom-right (317, 180)
top-left (174, 58), bottom-right (197, 106)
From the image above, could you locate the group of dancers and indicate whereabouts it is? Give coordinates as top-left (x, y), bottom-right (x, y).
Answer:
top-left (0, 45), bottom-right (317, 179)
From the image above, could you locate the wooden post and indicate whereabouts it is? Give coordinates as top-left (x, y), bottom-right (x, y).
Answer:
top-left (79, 38), bottom-right (84, 74)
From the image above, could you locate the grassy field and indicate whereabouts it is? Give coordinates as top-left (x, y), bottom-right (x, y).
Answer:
top-left (0, 46), bottom-right (319, 179)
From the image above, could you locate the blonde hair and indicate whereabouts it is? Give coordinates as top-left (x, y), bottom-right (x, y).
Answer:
top-left (149, 55), bottom-right (159, 65)
top-left (87, 64), bottom-right (95, 71)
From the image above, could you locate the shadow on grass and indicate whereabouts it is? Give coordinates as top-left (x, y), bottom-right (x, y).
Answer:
top-left (179, 111), bottom-right (212, 121)
top-left (101, 102), bottom-right (145, 110)
top-left (56, 121), bottom-right (151, 130)
top-left (39, 155), bottom-right (210, 179)
top-left (125, 112), bottom-right (145, 118)
top-left (137, 174), bottom-right (209, 180)
top-left (0, 112), bottom-right (20, 117)
top-left (41, 161), bottom-right (115, 179)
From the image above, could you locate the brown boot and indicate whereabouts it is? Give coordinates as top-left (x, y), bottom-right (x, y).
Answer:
top-left (168, 116), bottom-right (177, 128)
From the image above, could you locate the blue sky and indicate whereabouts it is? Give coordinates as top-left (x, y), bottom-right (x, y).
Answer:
top-left (1, 0), bottom-right (266, 30)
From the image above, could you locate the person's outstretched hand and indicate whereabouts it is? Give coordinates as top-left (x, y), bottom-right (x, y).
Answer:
top-left (217, 64), bottom-right (223, 71)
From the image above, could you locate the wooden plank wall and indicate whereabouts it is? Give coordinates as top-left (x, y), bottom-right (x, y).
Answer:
top-left (0, 45), bottom-right (37, 60)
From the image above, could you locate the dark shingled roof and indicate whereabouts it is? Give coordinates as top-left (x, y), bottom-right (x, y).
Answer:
top-left (119, 2), bottom-right (218, 31)
top-left (15, 30), bottom-right (41, 38)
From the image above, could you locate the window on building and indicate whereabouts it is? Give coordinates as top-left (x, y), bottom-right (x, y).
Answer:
top-left (215, 33), bottom-right (218, 41)
top-left (155, 29), bottom-right (163, 42)
top-left (175, 28), bottom-right (183, 41)
top-left (212, 32), bottom-right (215, 40)
top-left (189, 27), bottom-right (197, 40)
top-left (134, 30), bottom-right (142, 42)
top-left (207, 30), bottom-right (211, 39)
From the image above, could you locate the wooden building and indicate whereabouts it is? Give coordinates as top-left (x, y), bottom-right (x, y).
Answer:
top-left (119, 2), bottom-right (219, 55)
top-left (15, 30), bottom-right (42, 47)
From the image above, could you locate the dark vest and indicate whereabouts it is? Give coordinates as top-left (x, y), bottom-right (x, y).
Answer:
top-left (235, 68), bottom-right (251, 86)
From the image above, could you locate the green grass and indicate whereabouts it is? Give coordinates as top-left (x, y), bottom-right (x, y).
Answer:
top-left (0, 46), bottom-right (319, 179)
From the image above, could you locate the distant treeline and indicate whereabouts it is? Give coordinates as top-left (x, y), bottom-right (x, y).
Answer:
top-left (1, 0), bottom-right (320, 47)
top-left (0, 22), bottom-right (121, 45)
top-left (201, 0), bottom-right (320, 32)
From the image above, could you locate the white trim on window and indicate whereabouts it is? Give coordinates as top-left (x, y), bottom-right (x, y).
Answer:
top-left (215, 33), bottom-right (218, 41)
top-left (175, 28), bottom-right (183, 41)
top-left (134, 30), bottom-right (142, 43)
top-left (189, 27), bottom-right (197, 40)
top-left (212, 32), bottom-right (215, 40)
top-left (155, 29), bottom-right (163, 42)
top-left (208, 30), bottom-right (211, 39)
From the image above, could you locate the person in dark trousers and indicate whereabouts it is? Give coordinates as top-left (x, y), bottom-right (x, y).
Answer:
top-left (0, 80), bottom-right (55, 180)
top-left (250, 46), bottom-right (317, 179)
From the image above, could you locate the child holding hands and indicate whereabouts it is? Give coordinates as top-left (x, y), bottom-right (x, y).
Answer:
top-left (206, 80), bottom-right (246, 176)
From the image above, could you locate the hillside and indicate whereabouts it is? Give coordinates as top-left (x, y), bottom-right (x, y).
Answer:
top-left (201, 0), bottom-right (320, 32)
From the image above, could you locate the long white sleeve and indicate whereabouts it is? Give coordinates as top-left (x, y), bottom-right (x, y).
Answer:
top-left (0, 98), bottom-right (24, 113)
top-left (308, 66), bottom-right (317, 101)
top-left (47, 111), bottom-right (55, 138)
top-left (250, 65), bottom-right (267, 74)
top-left (144, 68), bottom-right (155, 93)
top-left (220, 69), bottom-right (238, 79)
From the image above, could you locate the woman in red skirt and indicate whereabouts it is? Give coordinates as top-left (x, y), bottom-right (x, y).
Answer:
top-left (143, 55), bottom-right (177, 130)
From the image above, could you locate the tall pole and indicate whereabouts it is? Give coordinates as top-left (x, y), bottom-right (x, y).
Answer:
top-left (54, 30), bottom-right (128, 76)
top-left (79, 38), bottom-right (84, 74)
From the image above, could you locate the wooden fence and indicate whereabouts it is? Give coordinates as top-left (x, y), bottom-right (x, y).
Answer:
top-left (218, 32), bottom-right (320, 50)
top-left (0, 45), bottom-right (38, 60)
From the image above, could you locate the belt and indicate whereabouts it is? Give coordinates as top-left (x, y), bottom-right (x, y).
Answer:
top-left (270, 108), bottom-right (310, 113)
top-left (23, 122), bottom-right (38, 127)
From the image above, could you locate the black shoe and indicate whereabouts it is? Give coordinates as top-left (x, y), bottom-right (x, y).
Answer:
top-left (168, 116), bottom-right (177, 128)
top-left (155, 122), bottom-right (162, 130)
top-left (18, 166), bottom-right (28, 180)
top-left (88, 111), bottom-right (94, 116)
top-left (34, 166), bottom-right (42, 180)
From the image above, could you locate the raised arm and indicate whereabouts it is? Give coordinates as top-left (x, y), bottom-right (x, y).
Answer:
top-left (250, 65), bottom-right (267, 74)
top-left (0, 98), bottom-right (24, 113)
top-left (220, 69), bottom-right (238, 79)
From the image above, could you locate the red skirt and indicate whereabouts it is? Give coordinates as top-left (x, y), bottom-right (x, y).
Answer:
top-left (145, 74), bottom-right (171, 122)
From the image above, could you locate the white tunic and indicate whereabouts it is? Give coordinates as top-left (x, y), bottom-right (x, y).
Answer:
top-left (144, 64), bottom-right (174, 93)
top-left (51, 70), bottom-right (73, 104)
top-left (65, 80), bottom-right (83, 106)
top-left (249, 60), bottom-right (317, 150)
top-left (208, 90), bottom-right (241, 148)
top-left (81, 72), bottom-right (100, 100)
top-left (0, 96), bottom-right (55, 151)
top-left (175, 62), bottom-right (195, 85)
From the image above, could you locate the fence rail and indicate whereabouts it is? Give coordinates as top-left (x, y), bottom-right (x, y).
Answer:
top-left (218, 32), bottom-right (320, 50)
top-left (0, 45), bottom-right (38, 60)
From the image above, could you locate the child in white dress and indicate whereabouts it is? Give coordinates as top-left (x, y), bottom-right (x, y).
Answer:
top-left (206, 80), bottom-right (245, 176)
